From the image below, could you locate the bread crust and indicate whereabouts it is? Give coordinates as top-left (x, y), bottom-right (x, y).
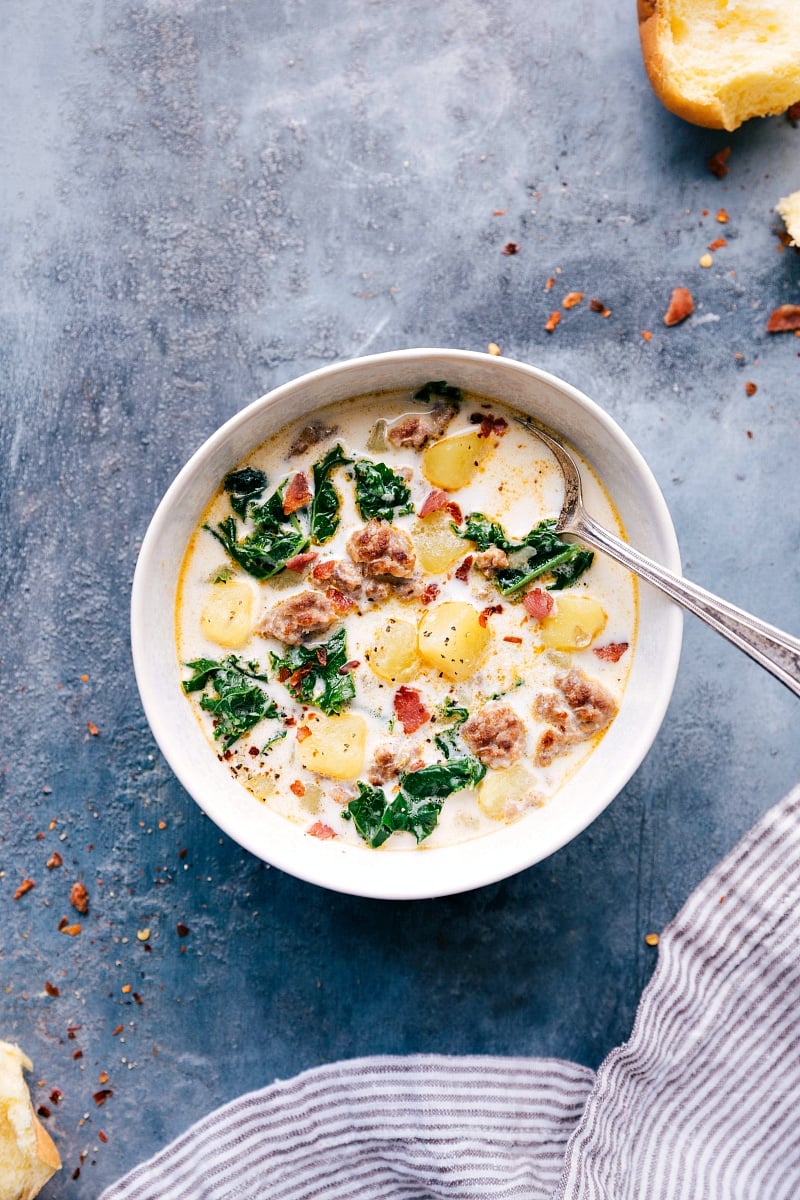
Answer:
top-left (637, 0), bottom-right (728, 129)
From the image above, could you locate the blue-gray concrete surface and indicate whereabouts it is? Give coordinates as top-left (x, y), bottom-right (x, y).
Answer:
top-left (2, 1), bottom-right (798, 1193)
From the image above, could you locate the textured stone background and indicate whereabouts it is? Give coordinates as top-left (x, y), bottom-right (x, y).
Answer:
top-left (1, 0), bottom-right (799, 1192)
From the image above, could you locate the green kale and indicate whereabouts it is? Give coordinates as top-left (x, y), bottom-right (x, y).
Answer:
top-left (206, 475), bottom-right (309, 580)
top-left (413, 380), bottom-right (462, 405)
top-left (344, 755), bottom-right (486, 848)
top-left (182, 656), bottom-right (281, 749)
top-left (352, 458), bottom-right (414, 521)
top-left (433, 696), bottom-right (470, 759)
top-left (455, 514), bottom-right (593, 594)
top-left (223, 466), bottom-right (268, 518)
top-left (270, 627), bottom-right (356, 716)
top-left (310, 443), bottom-right (352, 544)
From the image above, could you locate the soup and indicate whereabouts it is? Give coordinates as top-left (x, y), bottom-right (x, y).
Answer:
top-left (176, 383), bottom-right (636, 850)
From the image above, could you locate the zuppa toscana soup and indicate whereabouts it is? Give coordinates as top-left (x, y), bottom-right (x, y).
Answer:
top-left (176, 383), bottom-right (637, 850)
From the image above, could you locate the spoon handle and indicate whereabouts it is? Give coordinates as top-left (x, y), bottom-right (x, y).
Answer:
top-left (574, 510), bottom-right (800, 699)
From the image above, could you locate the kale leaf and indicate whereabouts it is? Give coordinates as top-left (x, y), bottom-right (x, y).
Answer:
top-left (433, 696), bottom-right (470, 759)
top-left (182, 656), bottom-right (281, 749)
top-left (310, 443), bottom-right (352, 544)
top-left (270, 626), bottom-right (356, 715)
top-left (222, 467), bottom-right (268, 518)
top-left (344, 755), bottom-right (486, 848)
top-left (352, 458), bottom-right (414, 521)
top-left (455, 513), bottom-right (593, 594)
top-left (206, 475), bottom-right (309, 580)
top-left (413, 380), bottom-right (462, 405)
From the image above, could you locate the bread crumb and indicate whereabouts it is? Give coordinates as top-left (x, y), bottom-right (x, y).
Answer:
top-left (699, 252), bottom-right (713, 268)
top-left (562, 291), bottom-right (584, 309)
top-left (544, 311), bottom-right (561, 333)
top-left (776, 190), bottom-right (800, 247)
top-left (663, 287), bottom-right (694, 326)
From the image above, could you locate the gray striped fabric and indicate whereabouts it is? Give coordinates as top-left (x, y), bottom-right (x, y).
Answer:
top-left (103, 785), bottom-right (800, 1200)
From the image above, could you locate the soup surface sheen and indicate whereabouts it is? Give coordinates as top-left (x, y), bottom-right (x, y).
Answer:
top-left (176, 385), bottom-right (637, 851)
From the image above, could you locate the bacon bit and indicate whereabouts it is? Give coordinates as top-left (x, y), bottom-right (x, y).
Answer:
top-left (545, 276), bottom-right (555, 292)
top-left (307, 821), bottom-right (337, 840)
top-left (545, 310), bottom-right (561, 333)
top-left (288, 663), bottom-right (315, 689)
top-left (492, 208), bottom-right (507, 216)
top-left (315, 647), bottom-right (328, 666)
top-left (522, 588), bottom-right (554, 619)
top-left (589, 297), bottom-right (612, 317)
top-left (419, 489), bottom-right (462, 522)
top-left (285, 549), bottom-right (318, 572)
top-left (487, 342), bottom-right (501, 355)
top-left (98, 1130), bottom-right (109, 1144)
top-left (325, 586), bottom-right (355, 615)
top-left (276, 665), bottom-right (291, 683)
top-left (282, 472), bottom-right (312, 515)
top-left (472, 412), bottom-right (509, 439)
top-left (788, 101), bottom-right (800, 124)
top-left (70, 881), bottom-right (89, 914)
top-left (478, 604), bottom-right (504, 628)
top-left (455, 555), bottom-right (473, 582)
top-left (311, 559), bottom-right (336, 581)
top-left (501, 241), bottom-right (520, 255)
top-left (72, 1048), bottom-right (83, 1060)
top-left (112, 1024), bottom-right (124, 1036)
top-left (716, 208), bottom-right (729, 223)
top-left (290, 780), bottom-right (306, 798)
top-left (44, 981), bottom-right (60, 997)
top-left (296, 724), bottom-right (312, 742)
top-left (177, 922), bottom-right (190, 937)
top-left (663, 287), bottom-right (694, 327)
top-left (641, 329), bottom-right (653, 342)
top-left (593, 641), bottom-right (629, 663)
top-left (37, 1105), bottom-right (51, 1119)
top-left (60, 924), bottom-right (82, 936)
top-left (745, 381), bottom-right (758, 397)
top-left (562, 291), bottom-right (584, 309)
top-left (393, 686), bottom-right (431, 734)
top-left (86, 721), bottom-right (99, 736)
top-left (503, 636), bottom-right (523, 644)
top-left (707, 146), bottom-right (731, 178)
top-left (767, 304), bottom-right (800, 332)
top-left (708, 237), bottom-right (727, 251)
top-left (13, 878), bottom-right (35, 900)
top-left (420, 582), bottom-right (440, 605)
top-left (93, 1089), bottom-right (113, 1107)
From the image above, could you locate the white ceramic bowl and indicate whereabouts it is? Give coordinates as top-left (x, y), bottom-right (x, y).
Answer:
top-left (131, 349), bottom-right (682, 899)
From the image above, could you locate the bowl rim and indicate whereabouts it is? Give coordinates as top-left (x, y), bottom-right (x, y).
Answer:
top-left (131, 347), bottom-right (683, 899)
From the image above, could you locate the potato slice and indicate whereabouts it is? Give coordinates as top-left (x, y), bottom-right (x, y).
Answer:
top-left (368, 617), bottom-right (419, 683)
top-left (539, 594), bottom-right (607, 651)
top-left (200, 581), bottom-right (254, 648)
top-left (478, 763), bottom-right (538, 821)
top-left (418, 601), bottom-right (489, 681)
top-left (296, 713), bottom-right (367, 779)
top-left (413, 510), bottom-right (465, 573)
top-left (421, 431), bottom-right (493, 491)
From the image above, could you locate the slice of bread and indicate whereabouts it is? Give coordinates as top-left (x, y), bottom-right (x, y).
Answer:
top-left (638, 0), bottom-right (800, 131)
top-left (0, 1042), bottom-right (61, 1200)
top-left (776, 190), bottom-right (800, 246)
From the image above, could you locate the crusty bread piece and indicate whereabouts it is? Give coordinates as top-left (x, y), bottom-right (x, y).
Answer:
top-left (638, 0), bottom-right (800, 131)
top-left (776, 190), bottom-right (800, 246)
top-left (0, 1042), bottom-right (60, 1200)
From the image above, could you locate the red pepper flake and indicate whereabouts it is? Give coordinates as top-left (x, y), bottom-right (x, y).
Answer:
top-left (98, 1130), bottom-right (109, 1144)
top-left (562, 291), bottom-right (584, 309)
top-left (315, 647), bottom-right (328, 666)
top-left (492, 208), bottom-right (507, 216)
top-left (593, 641), bottom-right (629, 663)
top-left (290, 779), bottom-right (306, 798)
top-left (707, 146), bottom-right (731, 178)
top-left (285, 549), bottom-right (318, 572)
top-left (49, 1088), bottom-right (62, 1105)
top-left (177, 922), bottom-right (190, 938)
top-left (766, 304), bottom-right (800, 332)
top-left (67, 1024), bottom-right (81, 1040)
top-left (37, 1105), bottom-right (51, 1119)
top-left (420, 583), bottom-right (440, 605)
top-left (501, 241), bottom-right (520, 255)
top-left (13, 878), bottom-right (35, 900)
top-left (296, 724), bottom-right (312, 742)
top-left (93, 1089), bottom-right (113, 1107)
top-left (744, 381), bottom-right (758, 397)
top-left (663, 287), bottom-right (694, 327)
top-left (589, 298), bottom-right (612, 317)
top-left (338, 659), bottom-right (359, 675)
top-left (707, 237), bottom-right (727, 251)
top-left (72, 1168), bottom-right (81, 1181)
top-left (311, 560), bottom-right (336, 581)
top-left (86, 721), bottom-right (100, 736)
top-left (282, 472), bottom-right (312, 515)
top-left (545, 276), bottom-right (556, 292)
top-left (248, 745), bottom-right (260, 757)
top-left (307, 821), bottom-right (337, 840)
top-left (133, 993), bottom-right (144, 1005)
top-left (44, 981), bottom-right (60, 997)
top-left (788, 101), bottom-right (800, 124)
top-left (544, 310), bottom-right (561, 333)
top-left (112, 1024), bottom-right (124, 1036)
top-left (522, 588), bottom-right (554, 619)
top-left (70, 881), bottom-right (89, 914)
top-left (503, 636), bottom-right (523, 644)
top-left (454, 555), bottom-right (473, 582)
top-left (72, 1048), bottom-right (83, 1060)
top-left (393, 686), bottom-right (431, 734)
top-left (478, 604), bottom-right (503, 628)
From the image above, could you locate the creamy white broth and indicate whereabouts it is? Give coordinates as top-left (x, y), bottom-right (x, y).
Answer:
top-left (176, 387), bottom-right (637, 851)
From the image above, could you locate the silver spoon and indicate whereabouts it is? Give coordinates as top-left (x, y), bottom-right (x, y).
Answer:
top-left (527, 421), bottom-right (800, 699)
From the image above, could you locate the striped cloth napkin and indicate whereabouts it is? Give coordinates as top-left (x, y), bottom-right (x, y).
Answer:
top-left (102, 784), bottom-right (800, 1200)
